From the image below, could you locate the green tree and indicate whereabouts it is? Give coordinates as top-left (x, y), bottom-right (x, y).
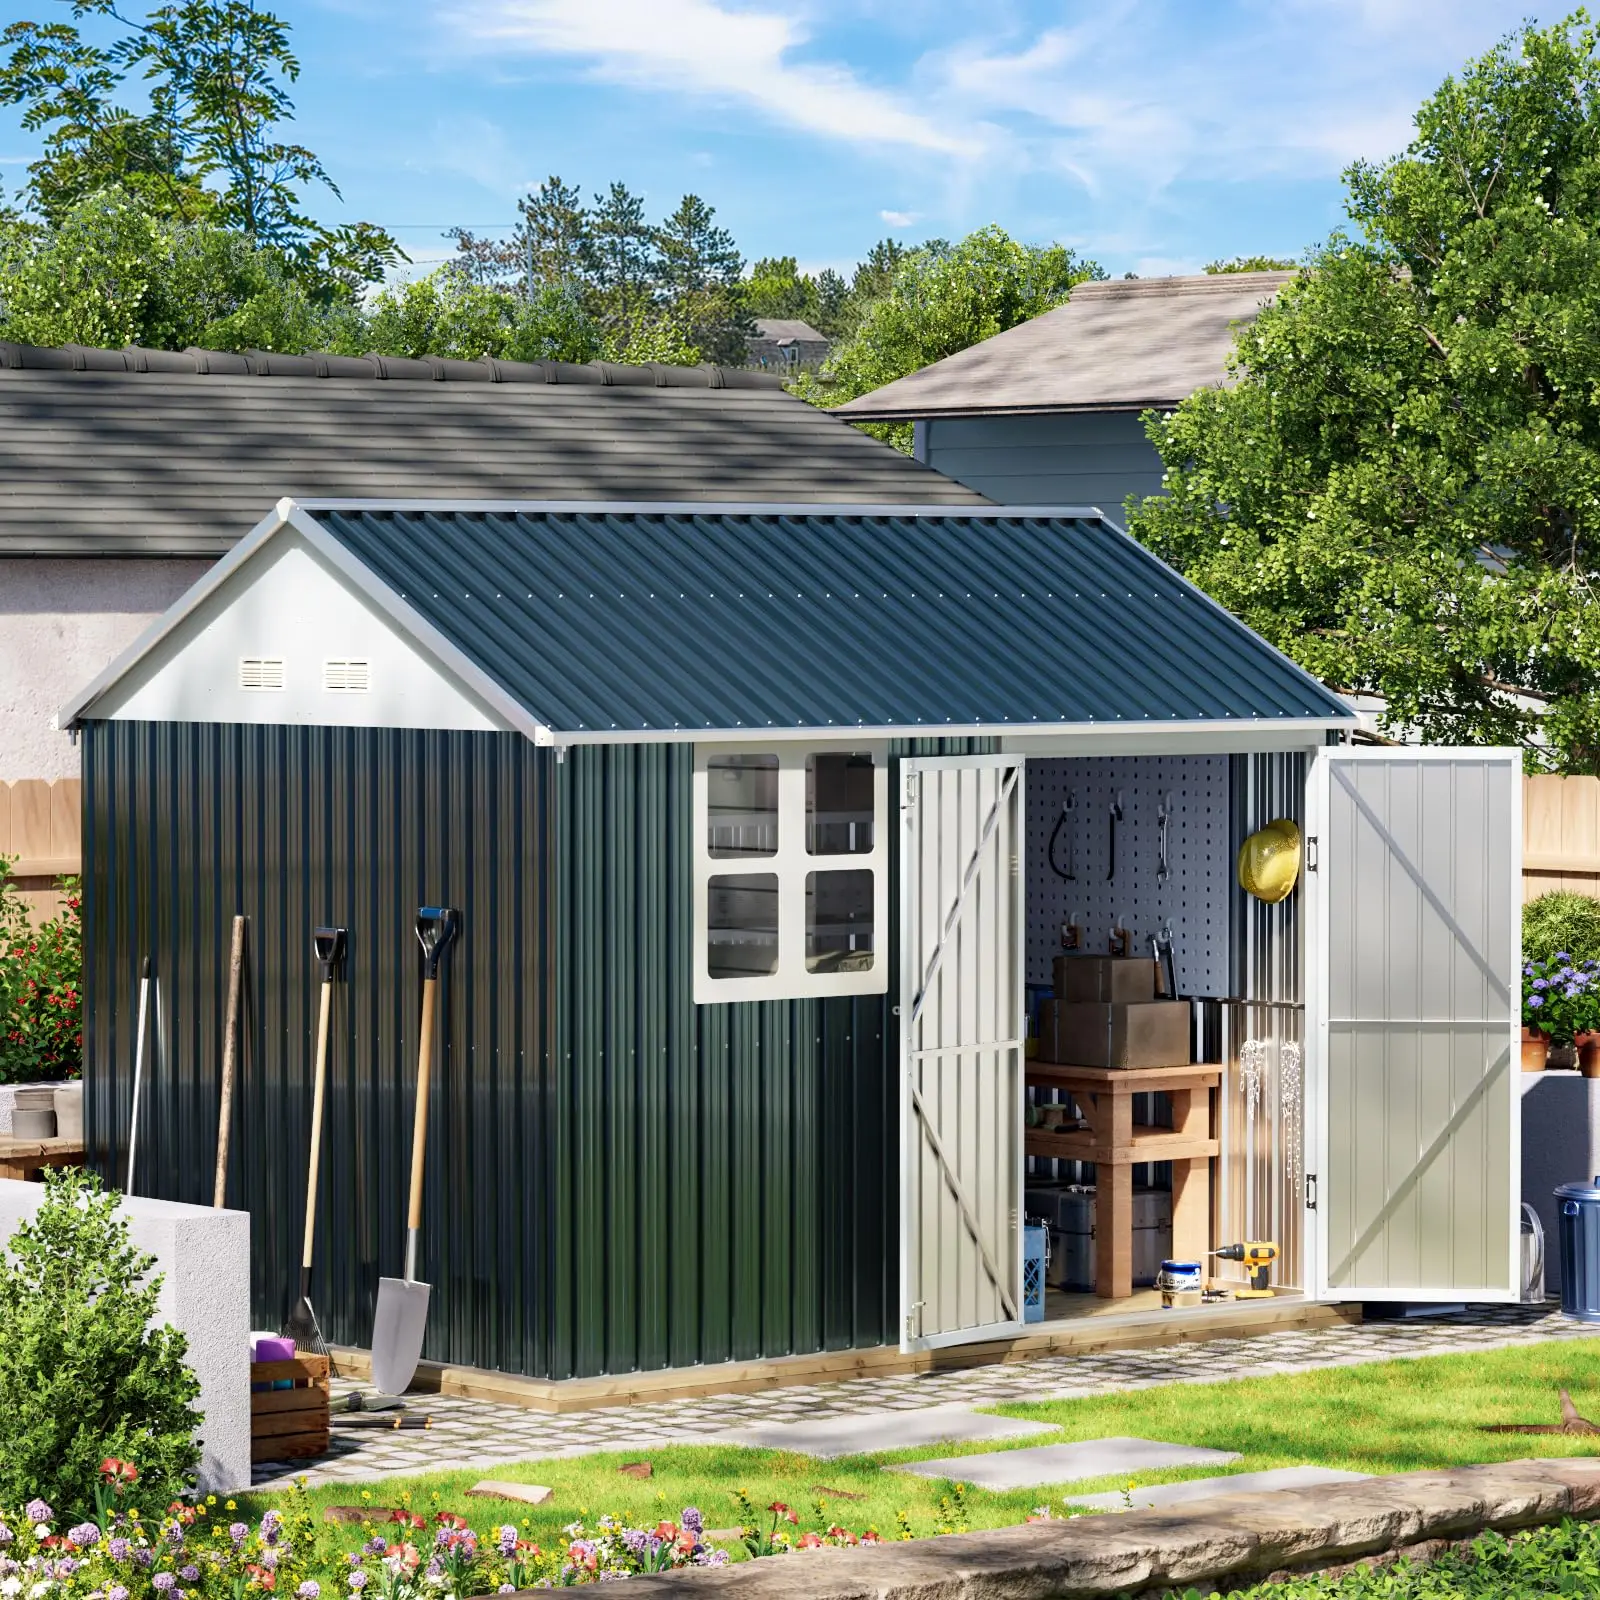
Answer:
top-left (1205, 255), bottom-right (1296, 273)
top-left (0, 1168), bottom-right (201, 1516)
top-left (0, 2), bottom-right (399, 296)
top-left (1130, 12), bottom-right (1600, 771)
top-left (802, 225), bottom-right (1103, 449)
top-left (656, 192), bottom-right (749, 364)
top-left (745, 254), bottom-right (813, 319)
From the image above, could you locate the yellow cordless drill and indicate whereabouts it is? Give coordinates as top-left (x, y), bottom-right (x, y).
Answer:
top-left (1212, 1241), bottom-right (1278, 1298)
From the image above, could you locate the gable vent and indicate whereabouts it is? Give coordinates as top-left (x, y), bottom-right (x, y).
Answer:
top-left (238, 657), bottom-right (286, 690)
top-left (323, 658), bottom-right (371, 693)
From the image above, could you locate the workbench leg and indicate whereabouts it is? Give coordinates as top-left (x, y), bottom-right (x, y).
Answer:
top-left (1095, 1161), bottom-right (1133, 1299)
top-left (1167, 1089), bottom-right (1212, 1266)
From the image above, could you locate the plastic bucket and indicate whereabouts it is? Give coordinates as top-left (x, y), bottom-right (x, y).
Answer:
top-left (1555, 1177), bottom-right (1600, 1322)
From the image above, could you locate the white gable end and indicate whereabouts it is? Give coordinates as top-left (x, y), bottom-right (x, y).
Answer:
top-left (91, 528), bottom-right (512, 733)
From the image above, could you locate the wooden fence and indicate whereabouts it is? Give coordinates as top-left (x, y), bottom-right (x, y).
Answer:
top-left (4, 770), bottom-right (1599, 902)
top-left (0, 779), bottom-right (82, 879)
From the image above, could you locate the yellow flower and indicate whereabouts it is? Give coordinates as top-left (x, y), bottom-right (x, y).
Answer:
top-left (226, 1501), bottom-right (237, 1511)
top-left (361, 1492), bottom-right (371, 1503)
top-left (206, 1497), bottom-right (217, 1507)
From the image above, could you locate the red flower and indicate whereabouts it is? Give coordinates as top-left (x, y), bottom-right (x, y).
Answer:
top-left (433, 1513), bottom-right (467, 1530)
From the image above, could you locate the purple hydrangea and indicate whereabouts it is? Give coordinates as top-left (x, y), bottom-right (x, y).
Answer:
top-left (108, 1538), bottom-right (130, 1562)
top-left (180, 1567), bottom-right (199, 1583)
top-left (153, 1574), bottom-right (177, 1593)
top-left (0, 1525), bottom-right (14, 1547)
top-left (680, 1507), bottom-right (703, 1539)
top-left (692, 1547), bottom-right (729, 1567)
top-left (297, 1582), bottom-right (320, 1599)
top-left (1529, 993), bottom-right (1545, 1008)
top-left (261, 1512), bottom-right (282, 1547)
top-left (258, 1550), bottom-right (280, 1572)
top-left (229, 1524), bottom-right (248, 1548)
top-left (67, 1525), bottom-right (100, 1549)
top-left (363, 1538), bottom-right (386, 1557)
top-left (424, 1557), bottom-right (444, 1581)
top-left (497, 1526), bottom-right (517, 1559)
top-left (54, 1558), bottom-right (79, 1579)
top-left (109, 1587), bottom-right (130, 1600)
top-left (24, 1502), bottom-right (51, 1526)
top-left (0, 1557), bottom-right (17, 1577)
top-left (134, 1550), bottom-right (155, 1569)
top-left (347, 1574), bottom-right (368, 1592)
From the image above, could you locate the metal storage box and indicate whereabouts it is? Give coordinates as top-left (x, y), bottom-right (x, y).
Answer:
top-left (1038, 1186), bottom-right (1171, 1290)
top-left (1053, 955), bottom-right (1157, 1004)
top-left (1038, 999), bottom-right (1191, 1068)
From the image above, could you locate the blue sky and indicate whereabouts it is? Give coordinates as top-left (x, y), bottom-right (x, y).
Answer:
top-left (0, 0), bottom-right (1569, 278)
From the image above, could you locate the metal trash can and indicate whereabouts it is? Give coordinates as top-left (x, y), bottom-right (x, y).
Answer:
top-left (1555, 1177), bottom-right (1600, 1321)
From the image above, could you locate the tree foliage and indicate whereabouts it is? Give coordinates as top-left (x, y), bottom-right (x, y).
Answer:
top-left (0, 1), bottom-right (400, 299)
top-left (0, 1168), bottom-right (201, 1518)
top-left (1131, 13), bottom-right (1600, 771)
top-left (1204, 255), bottom-right (1296, 273)
top-left (800, 225), bottom-right (1103, 450)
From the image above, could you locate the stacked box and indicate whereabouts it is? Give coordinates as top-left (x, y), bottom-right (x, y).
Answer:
top-left (1038, 954), bottom-right (1191, 1069)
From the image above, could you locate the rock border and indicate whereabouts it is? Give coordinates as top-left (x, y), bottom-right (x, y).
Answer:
top-left (602, 1458), bottom-right (1600, 1598)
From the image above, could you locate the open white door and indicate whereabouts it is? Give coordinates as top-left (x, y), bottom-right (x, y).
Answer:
top-left (900, 754), bottom-right (1026, 1351)
top-left (1307, 748), bottom-right (1521, 1302)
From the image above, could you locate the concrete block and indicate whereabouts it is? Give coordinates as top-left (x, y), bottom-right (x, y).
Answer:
top-left (0, 1179), bottom-right (250, 1493)
top-left (896, 1436), bottom-right (1239, 1490)
top-left (1521, 1073), bottom-right (1600, 1292)
top-left (469, 1481), bottom-right (553, 1505)
top-left (0, 1082), bottom-right (71, 1136)
top-left (1065, 1466), bottom-right (1370, 1511)
top-left (715, 1404), bottom-right (1056, 1459)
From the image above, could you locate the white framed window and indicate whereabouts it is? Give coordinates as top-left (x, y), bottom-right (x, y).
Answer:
top-left (694, 743), bottom-right (888, 1003)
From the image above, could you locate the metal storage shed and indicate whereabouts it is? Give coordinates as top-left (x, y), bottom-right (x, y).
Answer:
top-left (62, 499), bottom-right (1523, 1388)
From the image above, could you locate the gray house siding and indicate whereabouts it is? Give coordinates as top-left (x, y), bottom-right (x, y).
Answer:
top-left (920, 412), bottom-right (1165, 522)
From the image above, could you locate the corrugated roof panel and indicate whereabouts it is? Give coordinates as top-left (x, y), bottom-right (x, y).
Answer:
top-left (309, 506), bottom-right (1350, 734)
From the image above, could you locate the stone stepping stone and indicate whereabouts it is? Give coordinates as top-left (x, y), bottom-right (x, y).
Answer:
top-left (713, 1404), bottom-right (1057, 1460)
top-left (1065, 1465), bottom-right (1370, 1511)
top-left (896, 1436), bottom-right (1239, 1489)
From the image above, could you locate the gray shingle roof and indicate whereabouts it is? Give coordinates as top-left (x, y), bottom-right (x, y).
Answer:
top-left (753, 319), bottom-right (829, 344)
top-left (836, 271), bottom-right (1294, 421)
top-left (0, 341), bottom-right (981, 556)
top-left (284, 502), bottom-right (1346, 737)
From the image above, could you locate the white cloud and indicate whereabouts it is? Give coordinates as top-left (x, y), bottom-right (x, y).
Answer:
top-left (444, 0), bottom-right (981, 157)
top-left (879, 208), bottom-right (916, 226)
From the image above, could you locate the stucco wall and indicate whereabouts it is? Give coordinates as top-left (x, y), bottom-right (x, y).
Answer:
top-left (0, 558), bottom-right (209, 780)
top-left (924, 410), bottom-right (1166, 519)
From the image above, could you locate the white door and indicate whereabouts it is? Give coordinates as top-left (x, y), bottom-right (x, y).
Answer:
top-left (1306, 748), bottom-right (1521, 1301)
top-left (900, 754), bottom-right (1026, 1351)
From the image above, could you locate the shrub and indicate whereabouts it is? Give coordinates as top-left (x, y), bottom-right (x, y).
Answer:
top-left (0, 1169), bottom-right (201, 1517)
top-left (0, 857), bottom-right (83, 1083)
top-left (1524, 891), bottom-right (1600, 967)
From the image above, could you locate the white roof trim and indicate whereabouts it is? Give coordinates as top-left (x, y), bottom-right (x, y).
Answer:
top-left (60, 497), bottom-right (554, 742)
top-left (298, 498), bottom-right (1108, 519)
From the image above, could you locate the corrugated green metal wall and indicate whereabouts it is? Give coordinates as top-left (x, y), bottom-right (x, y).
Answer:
top-left (81, 721), bottom-right (902, 1378)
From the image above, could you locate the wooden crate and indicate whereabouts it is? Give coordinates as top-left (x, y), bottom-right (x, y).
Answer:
top-left (250, 1353), bottom-right (329, 1463)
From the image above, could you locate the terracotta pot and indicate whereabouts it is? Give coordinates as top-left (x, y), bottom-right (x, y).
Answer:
top-left (1523, 1027), bottom-right (1550, 1073)
top-left (1580, 1032), bottom-right (1600, 1079)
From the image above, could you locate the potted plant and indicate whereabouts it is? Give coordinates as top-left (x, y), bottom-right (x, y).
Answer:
top-left (1524, 956), bottom-right (1600, 1070)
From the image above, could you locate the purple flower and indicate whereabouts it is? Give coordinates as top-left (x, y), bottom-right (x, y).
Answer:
top-left (134, 1550), bottom-right (154, 1569)
top-left (109, 1588), bottom-right (130, 1600)
top-left (261, 1512), bottom-right (282, 1547)
top-left (498, 1586), bottom-right (514, 1595)
top-left (67, 1524), bottom-right (100, 1549)
top-left (0, 1526), bottom-right (13, 1548)
top-left (108, 1538), bottom-right (131, 1562)
top-left (1529, 993), bottom-right (1545, 1008)
top-left (348, 1574), bottom-right (368, 1592)
top-left (363, 1538), bottom-right (385, 1557)
top-left (258, 1550), bottom-right (279, 1571)
top-left (229, 1524), bottom-right (248, 1547)
top-left (496, 1526), bottom-right (517, 1559)
top-left (153, 1574), bottom-right (177, 1593)
top-left (166, 1525), bottom-right (185, 1549)
top-left (0, 1558), bottom-right (16, 1577)
top-left (180, 1567), bottom-right (199, 1583)
top-left (693, 1548), bottom-right (729, 1567)
top-left (681, 1507), bottom-right (703, 1539)
top-left (424, 1557), bottom-right (443, 1581)
top-left (297, 1583), bottom-right (320, 1599)
top-left (1534, 978), bottom-right (1549, 989)
top-left (24, 1502), bottom-right (51, 1526)
top-left (55, 1558), bottom-right (79, 1579)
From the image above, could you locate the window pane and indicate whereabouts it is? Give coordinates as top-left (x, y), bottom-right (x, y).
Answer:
top-left (707, 754), bottom-right (778, 857)
top-left (807, 752), bottom-right (874, 855)
top-left (806, 869), bottom-right (874, 973)
top-left (708, 873), bottom-right (779, 978)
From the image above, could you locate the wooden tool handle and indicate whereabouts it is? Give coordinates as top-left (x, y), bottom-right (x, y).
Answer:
top-left (213, 919), bottom-right (246, 1207)
top-left (302, 974), bottom-right (334, 1267)
top-left (406, 977), bottom-right (436, 1233)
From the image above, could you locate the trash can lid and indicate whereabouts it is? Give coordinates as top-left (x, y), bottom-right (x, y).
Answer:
top-left (1554, 1176), bottom-right (1600, 1201)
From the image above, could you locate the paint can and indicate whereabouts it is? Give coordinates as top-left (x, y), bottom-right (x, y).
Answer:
top-left (1156, 1260), bottom-right (1203, 1307)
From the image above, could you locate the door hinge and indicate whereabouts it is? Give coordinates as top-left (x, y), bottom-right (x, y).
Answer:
top-left (1305, 836), bottom-right (1318, 873)
top-left (905, 774), bottom-right (920, 805)
top-left (905, 1301), bottom-right (925, 1340)
top-left (1305, 1173), bottom-right (1318, 1211)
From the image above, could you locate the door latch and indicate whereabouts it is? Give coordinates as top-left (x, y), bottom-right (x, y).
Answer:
top-left (1305, 1173), bottom-right (1319, 1211)
top-left (1305, 836), bottom-right (1319, 873)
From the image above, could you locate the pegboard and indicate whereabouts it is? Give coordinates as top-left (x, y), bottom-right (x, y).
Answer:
top-left (1026, 756), bottom-right (1231, 998)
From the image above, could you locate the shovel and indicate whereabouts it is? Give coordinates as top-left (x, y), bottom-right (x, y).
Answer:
top-left (370, 907), bottom-right (460, 1395)
top-left (284, 926), bottom-right (346, 1357)
top-left (126, 957), bottom-right (152, 1193)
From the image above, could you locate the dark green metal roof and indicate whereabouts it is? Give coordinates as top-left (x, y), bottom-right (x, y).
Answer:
top-left (305, 502), bottom-right (1350, 738)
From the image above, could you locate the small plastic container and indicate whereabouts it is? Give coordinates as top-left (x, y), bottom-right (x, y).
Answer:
top-left (1555, 1177), bottom-right (1600, 1322)
top-left (1023, 1223), bottom-right (1049, 1323)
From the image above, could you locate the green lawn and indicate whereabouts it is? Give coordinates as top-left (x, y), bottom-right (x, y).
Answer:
top-left (234, 1339), bottom-right (1600, 1557)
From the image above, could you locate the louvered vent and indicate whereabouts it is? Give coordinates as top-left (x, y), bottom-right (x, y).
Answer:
top-left (238, 657), bottom-right (286, 690)
top-left (323, 658), bottom-right (371, 693)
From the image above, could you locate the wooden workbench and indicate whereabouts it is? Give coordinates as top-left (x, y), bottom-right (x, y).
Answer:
top-left (1025, 1062), bottom-right (1221, 1301)
top-left (0, 1135), bottom-right (84, 1182)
